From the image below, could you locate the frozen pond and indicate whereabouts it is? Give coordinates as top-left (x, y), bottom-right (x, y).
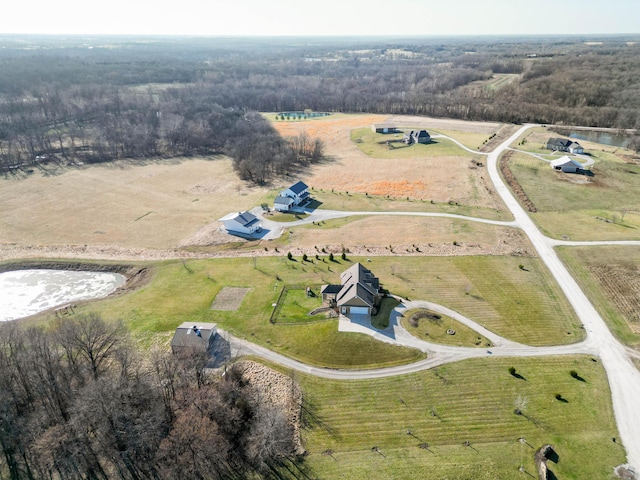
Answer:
top-left (0, 269), bottom-right (126, 322)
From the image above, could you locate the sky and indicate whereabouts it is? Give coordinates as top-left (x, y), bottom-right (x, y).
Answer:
top-left (2, 0), bottom-right (639, 36)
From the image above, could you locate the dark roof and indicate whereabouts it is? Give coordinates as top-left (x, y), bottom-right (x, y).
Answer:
top-left (171, 322), bottom-right (216, 351)
top-left (288, 181), bottom-right (309, 195)
top-left (275, 195), bottom-right (294, 205)
top-left (548, 137), bottom-right (571, 147)
top-left (416, 130), bottom-right (430, 138)
top-left (235, 211), bottom-right (259, 227)
top-left (337, 263), bottom-right (379, 308)
top-left (321, 284), bottom-right (343, 295)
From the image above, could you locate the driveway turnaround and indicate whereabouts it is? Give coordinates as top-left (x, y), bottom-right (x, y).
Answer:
top-left (227, 125), bottom-right (640, 470)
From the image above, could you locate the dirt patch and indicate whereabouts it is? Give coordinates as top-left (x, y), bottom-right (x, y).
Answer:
top-left (588, 263), bottom-right (640, 333)
top-left (500, 151), bottom-right (537, 212)
top-left (210, 287), bottom-right (250, 311)
top-left (234, 360), bottom-right (304, 454)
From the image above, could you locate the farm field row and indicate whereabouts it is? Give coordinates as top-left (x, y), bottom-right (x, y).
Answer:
top-left (298, 355), bottom-right (622, 480)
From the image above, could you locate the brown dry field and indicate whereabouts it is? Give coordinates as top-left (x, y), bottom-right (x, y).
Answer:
top-left (1, 114), bottom-right (511, 261)
top-left (273, 114), bottom-right (505, 206)
top-left (0, 157), bottom-right (267, 251)
top-left (272, 216), bottom-right (533, 258)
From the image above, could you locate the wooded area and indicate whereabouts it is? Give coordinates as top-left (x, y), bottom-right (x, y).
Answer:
top-left (0, 315), bottom-right (301, 480)
top-left (0, 34), bottom-right (639, 177)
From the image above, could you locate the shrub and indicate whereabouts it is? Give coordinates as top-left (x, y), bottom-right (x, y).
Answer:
top-left (341, 252), bottom-right (347, 260)
top-left (570, 370), bottom-right (579, 379)
top-left (329, 253), bottom-right (334, 261)
top-left (509, 367), bottom-right (516, 376)
top-left (287, 252), bottom-right (293, 260)
top-left (302, 253), bottom-right (308, 262)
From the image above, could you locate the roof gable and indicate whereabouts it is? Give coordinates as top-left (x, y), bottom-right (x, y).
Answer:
top-left (288, 181), bottom-right (309, 194)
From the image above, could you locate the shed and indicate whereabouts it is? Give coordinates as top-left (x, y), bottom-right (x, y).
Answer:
top-left (171, 322), bottom-right (217, 354)
top-left (372, 123), bottom-right (398, 134)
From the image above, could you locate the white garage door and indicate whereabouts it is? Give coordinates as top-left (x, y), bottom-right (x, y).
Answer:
top-left (350, 307), bottom-right (369, 315)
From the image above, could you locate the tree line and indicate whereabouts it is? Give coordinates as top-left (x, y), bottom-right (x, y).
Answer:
top-left (0, 314), bottom-right (302, 479)
top-left (1, 34), bottom-right (639, 176)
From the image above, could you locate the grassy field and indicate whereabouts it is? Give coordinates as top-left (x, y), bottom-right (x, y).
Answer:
top-left (70, 255), bottom-right (581, 361)
top-left (401, 308), bottom-right (492, 347)
top-left (558, 245), bottom-right (640, 348)
top-left (504, 151), bottom-right (640, 240)
top-left (350, 127), bottom-right (480, 159)
top-left (298, 355), bottom-right (622, 480)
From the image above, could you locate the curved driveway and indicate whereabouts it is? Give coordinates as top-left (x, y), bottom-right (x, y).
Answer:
top-left (233, 125), bottom-right (640, 469)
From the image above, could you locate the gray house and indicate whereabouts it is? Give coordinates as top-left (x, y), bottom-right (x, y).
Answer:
top-left (402, 129), bottom-right (431, 145)
top-left (321, 263), bottom-right (381, 318)
top-left (219, 211), bottom-right (262, 235)
top-left (546, 137), bottom-right (584, 154)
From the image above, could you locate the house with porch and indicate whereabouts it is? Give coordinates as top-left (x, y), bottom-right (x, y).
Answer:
top-left (275, 181), bottom-right (310, 211)
top-left (321, 263), bottom-right (381, 318)
top-left (546, 137), bottom-right (584, 154)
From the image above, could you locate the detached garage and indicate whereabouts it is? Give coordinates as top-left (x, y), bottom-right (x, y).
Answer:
top-left (550, 156), bottom-right (583, 173)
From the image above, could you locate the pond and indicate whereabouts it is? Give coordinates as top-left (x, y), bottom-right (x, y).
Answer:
top-left (553, 128), bottom-right (635, 149)
top-left (0, 269), bottom-right (126, 322)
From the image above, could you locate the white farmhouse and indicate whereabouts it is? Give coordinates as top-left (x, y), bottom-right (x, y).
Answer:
top-left (275, 181), bottom-right (310, 211)
top-left (219, 211), bottom-right (262, 235)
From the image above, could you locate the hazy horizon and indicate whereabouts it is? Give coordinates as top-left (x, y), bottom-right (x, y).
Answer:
top-left (3, 0), bottom-right (639, 37)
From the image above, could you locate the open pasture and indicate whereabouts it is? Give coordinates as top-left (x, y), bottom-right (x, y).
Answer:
top-left (504, 150), bottom-right (640, 240)
top-left (0, 157), bottom-right (269, 250)
top-left (300, 355), bottom-right (622, 480)
top-left (270, 113), bottom-right (508, 214)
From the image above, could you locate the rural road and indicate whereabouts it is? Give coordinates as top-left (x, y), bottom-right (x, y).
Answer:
top-left (233, 124), bottom-right (640, 470)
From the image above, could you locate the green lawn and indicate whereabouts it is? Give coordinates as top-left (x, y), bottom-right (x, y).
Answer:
top-left (371, 297), bottom-right (400, 330)
top-left (505, 151), bottom-right (640, 240)
top-left (298, 355), bottom-right (622, 480)
top-left (350, 127), bottom-right (482, 159)
top-left (401, 308), bottom-right (492, 347)
top-left (79, 255), bottom-right (580, 362)
top-left (275, 286), bottom-right (323, 324)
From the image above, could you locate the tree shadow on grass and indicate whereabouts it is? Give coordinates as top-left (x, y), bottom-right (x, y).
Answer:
top-left (301, 395), bottom-right (341, 440)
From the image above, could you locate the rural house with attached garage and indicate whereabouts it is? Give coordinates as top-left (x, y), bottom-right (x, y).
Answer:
top-left (219, 211), bottom-right (262, 235)
top-left (321, 263), bottom-right (381, 318)
top-left (402, 129), bottom-right (431, 145)
top-left (550, 156), bottom-right (583, 173)
top-left (546, 137), bottom-right (585, 154)
top-left (274, 181), bottom-right (310, 211)
top-left (171, 322), bottom-right (217, 354)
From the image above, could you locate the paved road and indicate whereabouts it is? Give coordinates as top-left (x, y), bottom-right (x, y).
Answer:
top-left (229, 124), bottom-right (640, 469)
